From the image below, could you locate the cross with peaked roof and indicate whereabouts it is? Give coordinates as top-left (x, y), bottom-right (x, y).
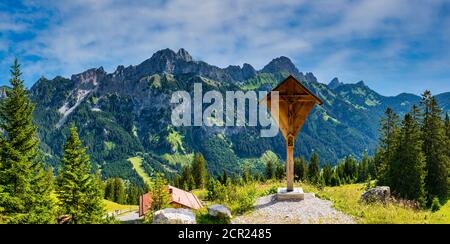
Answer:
top-left (262, 75), bottom-right (322, 192)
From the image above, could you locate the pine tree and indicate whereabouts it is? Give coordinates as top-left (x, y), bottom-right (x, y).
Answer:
top-left (179, 165), bottom-right (191, 190)
top-left (150, 173), bottom-right (170, 212)
top-left (445, 113), bottom-right (450, 141)
top-left (343, 155), bottom-right (358, 183)
top-left (322, 163), bottom-right (333, 186)
top-left (367, 156), bottom-right (377, 180)
top-left (275, 162), bottom-right (285, 180)
top-left (86, 171), bottom-right (107, 223)
top-left (57, 126), bottom-right (105, 224)
top-left (357, 151), bottom-right (370, 183)
top-left (420, 91), bottom-right (449, 201)
top-left (0, 59), bottom-right (55, 223)
top-left (445, 113), bottom-right (450, 159)
top-left (330, 170), bottom-right (341, 186)
top-left (191, 153), bottom-right (207, 189)
top-left (294, 157), bottom-right (308, 182)
top-left (377, 107), bottom-right (400, 186)
top-left (126, 185), bottom-right (139, 205)
top-left (104, 178), bottom-right (115, 201)
top-left (187, 174), bottom-right (195, 191)
top-left (307, 152), bottom-right (321, 185)
top-left (335, 160), bottom-right (346, 183)
top-left (391, 113), bottom-right (426, 205)
top-left (113, 177), bottom-right (126, 204)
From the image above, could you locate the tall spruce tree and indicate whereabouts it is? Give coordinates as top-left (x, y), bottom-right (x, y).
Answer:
top-left (367, 156), bottom-right (377, 180)
top-left (377, 107), bottom-right (400, 186)
top-left (420, 91), bottom-right (449, 201)
top-left (104, 178), bottom-right (115, 201)
top-left (357, 151), bottom-right (370, 183)
top-left (445, 113), bottom-right (450, 141)
top-left (150, 173), bottom-right (170, 212)
top-left (343, 155), bottom-right (358, 183)
top-left (322, 163), bottom-right (333, 186)
top-left (113, 177), bottom-right (126, 204)
top-left (294, 157), bottom-right (308, 182)
top-left (445, 113), bottom-right (450, 158)
top-left (57, 126), bottom-right (105, 224)
top-left (0, 59), bottom-right (54, 223)
top-left (307, 152), bottom-right (321, 185)
top-left (178, 165), bottom-right (191, 190)
top-left (275, 161), bottom-right (285, 180)
top-left (391, 113), bottom-right (426, 205)
top-left (191, 153), bottom-right (207, 189)
top-left (330, 170), bottom-right (341, 186)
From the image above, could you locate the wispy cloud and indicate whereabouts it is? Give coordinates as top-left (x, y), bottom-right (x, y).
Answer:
top-left (0, 0), bottom-right (449, 95)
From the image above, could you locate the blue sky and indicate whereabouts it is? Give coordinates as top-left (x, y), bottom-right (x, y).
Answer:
top-left (1, 0), bottom-right (450, 96)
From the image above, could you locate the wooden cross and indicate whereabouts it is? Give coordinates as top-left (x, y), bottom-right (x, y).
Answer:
top-left (261, 75), bottom-right (322, 191)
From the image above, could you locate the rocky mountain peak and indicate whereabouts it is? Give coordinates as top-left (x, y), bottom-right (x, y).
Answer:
top-left (224, 63), bottom-right (257, 81)
top-left (242, 63), bottom-right (256, 79)
top-left (176, 48), bottom-right (193, 62)
top-left (328, 77), bottom-right (343, 89)
top-left (356, 80), bottom-right (366, 87)
top-left (151, 48), bottom-right (178, 62)
top-left (70, 67), bottom-right (106, 90)
top-left (261, 56), bottom-right (299, 75)
top-left (136, 48), bottom-right (195, 75)
top-left (305, 72), bottom-right (318, 83)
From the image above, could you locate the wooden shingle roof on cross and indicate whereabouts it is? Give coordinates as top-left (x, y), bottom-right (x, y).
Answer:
top-left (262, 75), bottom-right (323, 140)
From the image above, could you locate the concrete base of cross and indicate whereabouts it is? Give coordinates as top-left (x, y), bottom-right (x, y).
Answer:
top-left (276, 187), bottom-right (305, 201)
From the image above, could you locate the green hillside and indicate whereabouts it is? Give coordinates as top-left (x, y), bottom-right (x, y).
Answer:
top-left (128, 157), bottom-right (152, 186)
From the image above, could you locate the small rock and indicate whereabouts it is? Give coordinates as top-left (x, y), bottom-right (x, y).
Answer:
top-left (152, 208), bottom-right (196, 224)
top-left (208, 205), bottom-right (232, 219)
top-left (360, 186), bottom-right (390, 204)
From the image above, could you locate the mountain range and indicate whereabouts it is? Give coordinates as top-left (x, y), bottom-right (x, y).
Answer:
top-left (5, 48), bottom-right (449, 185)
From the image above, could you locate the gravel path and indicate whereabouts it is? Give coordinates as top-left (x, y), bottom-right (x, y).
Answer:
top-left (233, 193), bottom-right (355, 224)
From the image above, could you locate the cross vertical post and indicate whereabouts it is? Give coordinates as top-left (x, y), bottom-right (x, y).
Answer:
top-left (286, 135), bottom-right (294, 191)
top-left (261, 75), bottom-right (323, 200)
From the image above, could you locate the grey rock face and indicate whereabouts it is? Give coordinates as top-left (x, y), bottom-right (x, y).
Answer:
top-left (305, 72), bottom-right (318, 83)
top-left (208, 204), bottom-right (232, 219)
top-left (152, 208), bottom-right (197, 224)
top-left (328, 77), bottom-right (343, 90)
top-left (224, 63), bottom-right (256, 82)
top-left (261, 56), bottom-right (299, 75)
top-left (360, 186), bottom-right (391, 204)
top-left (177, 48), bottom-right (193, 62)
top-left (242, 63), bottom-right (256, 80)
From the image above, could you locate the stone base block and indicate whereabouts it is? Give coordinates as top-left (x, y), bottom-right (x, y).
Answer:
top-left (276, 187), bottom-right (305, 201)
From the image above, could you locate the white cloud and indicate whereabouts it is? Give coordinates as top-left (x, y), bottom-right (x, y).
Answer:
top-left (0, 0), bottom-right (449, 95)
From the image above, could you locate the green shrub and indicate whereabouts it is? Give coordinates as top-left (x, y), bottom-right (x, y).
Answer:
top-left (228, 184), bottom-right (257, 214)
top-left (206, 180), bottom-right (258, 215)
top-left (431, 197), bottom-right (441, 212)
top-left (195, 208), bottom-right (230, 224)
top-left (206, 179), bottom-right (228, 202)
top-left (265, 185), bottom-right (278, 195)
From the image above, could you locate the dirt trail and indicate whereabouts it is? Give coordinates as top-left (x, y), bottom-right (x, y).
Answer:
top-left (233, 193), bottom-right (355, 224)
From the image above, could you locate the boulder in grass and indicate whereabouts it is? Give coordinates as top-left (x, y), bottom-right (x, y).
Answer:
top-left (360, 186), bottom-right (391, 204)
top-left (152, 208), bottom-right (196, 224)
top-left (208, 205), bottom-right (232, 220)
